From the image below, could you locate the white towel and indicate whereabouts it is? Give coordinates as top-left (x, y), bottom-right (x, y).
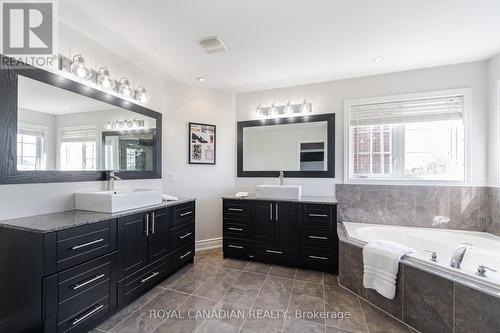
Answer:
top-left (362, 240), bottom-right (416, 299)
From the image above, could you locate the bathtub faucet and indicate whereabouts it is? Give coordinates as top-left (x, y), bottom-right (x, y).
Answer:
top-left (450, 243), bottom-right (472, 269)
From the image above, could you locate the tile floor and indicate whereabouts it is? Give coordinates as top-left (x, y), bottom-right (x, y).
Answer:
top-left (94, 248), bottom-right (416, 333)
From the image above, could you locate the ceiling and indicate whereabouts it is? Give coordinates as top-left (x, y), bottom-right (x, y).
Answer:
top-left (59, 0), bottom-right (500, 93)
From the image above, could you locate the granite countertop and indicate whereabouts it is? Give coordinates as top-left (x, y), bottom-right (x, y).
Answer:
top-left (0, 197), bottom-right (195, 234)
top-left (222, 194), bottom-right (337, 205)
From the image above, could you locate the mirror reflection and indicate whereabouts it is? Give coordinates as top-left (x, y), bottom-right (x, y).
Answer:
top-left (243, 121), bottom-right (328, 171)
top-left (17, 75), bottom-right (156, 172)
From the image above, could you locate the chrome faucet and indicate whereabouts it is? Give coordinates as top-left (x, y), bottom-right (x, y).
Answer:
top-left (279, 171), bottom-right (284, 185)
top-left (108, 170), bottom-right (122, 191)
top-left (450, 243), bottom-right (472, 269)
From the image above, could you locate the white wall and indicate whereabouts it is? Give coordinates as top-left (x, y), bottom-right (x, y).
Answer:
top-left (0, 21), bottom-right (236, 245)
top-left (488, 53), bottom-right (500, 186)
top-left (235, 61), bottom-right (489, 192)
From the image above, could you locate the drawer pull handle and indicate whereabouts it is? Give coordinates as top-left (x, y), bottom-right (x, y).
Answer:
top-left (228, 208), bottom-right (244, 212)
top-left (228, 245), bottom-right (243, 249)
top-left (72, 304), bottom-right (104, 326)
top-left (180, 211), bottom-right (193, 217)
top-left (73, 274), bottom-right (105, 290)
top-left (71, 238), bottom-right (104, 250)
top-left (309, 255), bottom-right (329, 260)
top-left (151, 212), bottom-right (155, 235)
top-left (179, 232), bottom-right (192, 239)
top-left (308, 235), bottom-right (328, 240)
top-left (228, 227), bottom-right (243, 231)
top-left (180, 251), bottom-right (192, 259)
top-left (140, 271), bottom-right (159, 283)
top-left (266, 249), bottom-right (283, 255)
top-left (308, 213), bottom-right (328, 218)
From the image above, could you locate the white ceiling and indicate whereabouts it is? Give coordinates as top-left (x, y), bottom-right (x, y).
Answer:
top-left (59, 0), bottom-right (500, 93)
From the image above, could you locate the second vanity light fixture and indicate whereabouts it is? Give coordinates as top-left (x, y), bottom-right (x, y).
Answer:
top-left (256, 100), bottom-right (312, 118)
top-left (61, 54), bottom-right (149, 104)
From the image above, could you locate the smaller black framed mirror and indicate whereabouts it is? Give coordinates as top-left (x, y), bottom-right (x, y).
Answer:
top-left (237, 113), bottom-right (335, 178)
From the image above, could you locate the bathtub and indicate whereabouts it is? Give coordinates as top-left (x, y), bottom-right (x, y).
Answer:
top-left (343, 222), bottom-right (500, 289)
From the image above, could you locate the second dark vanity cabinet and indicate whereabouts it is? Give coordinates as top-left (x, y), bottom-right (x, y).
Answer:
top-left (223, 198), bottom-right (338, 273)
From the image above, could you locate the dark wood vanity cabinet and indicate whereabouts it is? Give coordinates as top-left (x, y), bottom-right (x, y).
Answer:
top-left (0, 200), bottom-right (195, 333)
top-left (223, 198), bottom-right (338, 273)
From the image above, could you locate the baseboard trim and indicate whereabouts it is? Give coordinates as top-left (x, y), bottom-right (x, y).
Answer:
top-left (195, 237), bottom-right (222, 251)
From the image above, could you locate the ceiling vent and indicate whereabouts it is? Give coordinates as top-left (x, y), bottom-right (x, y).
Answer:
top-left (198, 36), bottom-right (227, 54)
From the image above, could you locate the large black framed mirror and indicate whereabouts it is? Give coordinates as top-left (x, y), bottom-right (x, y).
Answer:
top-left (237, 113), bottom-right (335, 178)
top-left (0, 55), bottom-right (162, 184)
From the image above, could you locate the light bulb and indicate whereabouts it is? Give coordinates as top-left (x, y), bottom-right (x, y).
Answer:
top-left (283, 102), bottom-right (294, 114)
top-left (300, 100), bottom-right (311, 113)
top-left (69, 54), bottom-right (92, 80)
top-left (105, 121), bottom-right (112, 130)
top-left (97, 67), bottom-right (115, 90)
top-left (118, 78), bottom-right (134, 98)
top-left (256, 105), bottom-right (263, 117)
top-left (269, 104), bottom-right (278, 116)
top-left (135, 86), bottom-right (148, 103)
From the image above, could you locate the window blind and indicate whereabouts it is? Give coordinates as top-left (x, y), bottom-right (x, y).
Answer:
top-left (350, 95), bottom-right (464, 126)
top-left (60, 127), bottom-right (97, 142)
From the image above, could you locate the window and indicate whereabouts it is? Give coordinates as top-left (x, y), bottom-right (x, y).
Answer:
top-left (17, 125), bottom-right (46, 170)
top-left (345, 90), bottom-right (469, 183)
top-left (59, 126), bottom-right (97, 171)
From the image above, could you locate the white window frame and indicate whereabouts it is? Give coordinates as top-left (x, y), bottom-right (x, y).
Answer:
top-left (57, 125), bottom-right (99, 170)
top-left (344, 88), bottom-right (472, 185)
top-left (17, 122), bottom-right (48, 171)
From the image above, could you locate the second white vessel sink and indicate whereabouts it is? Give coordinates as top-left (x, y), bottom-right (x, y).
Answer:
top-left (75, 188), bottom-right (162, 213)
top-left (255, 185), bottom-right (303, 200)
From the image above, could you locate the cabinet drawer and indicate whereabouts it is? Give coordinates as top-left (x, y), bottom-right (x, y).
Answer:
top-left (300, 247), bottom-right (338, 273)
top-left (223, 220), bottom-right (250, 239)
top-left (57, 219), bottom-right (117, 271)
top-left (302, 204), bottom-right (335, 228)
top-left (124, 256), bottom-right (168, 295)
top-left (300, 228), bottom-right (337, 249)
top-left (57, 287), bottom-right (111, 333)
top-left (168, 222), bottom-right (195, 253)
top-left (254, 243), bottom-right (298, 267)
top-left (223, 200), bottom-right (251, 220)
top-left (170, 202), bottom-right (195, 229)
top-left (223, 238), bottom-right (251, 260)
top-left (58, 254), bottom-right (113, 307)
top-left (170, 243), bottom-right (195, 272)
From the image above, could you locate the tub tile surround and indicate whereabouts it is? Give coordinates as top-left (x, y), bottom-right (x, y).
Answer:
top-left (338, 236), bottom-right (500, 333)
top-left (336, 184), bottom-right (488, 232)
top-left (487, 186), bottom-right (500, 236)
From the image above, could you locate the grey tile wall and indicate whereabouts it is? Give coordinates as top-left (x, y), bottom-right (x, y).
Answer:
top-left (336, 184), bottom-right (489, 232)
top-left (487, 187), bottom-right (500, 236)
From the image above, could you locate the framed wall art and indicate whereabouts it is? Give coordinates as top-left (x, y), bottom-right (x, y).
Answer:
top-left (189, 122), bottom-right (216, 165)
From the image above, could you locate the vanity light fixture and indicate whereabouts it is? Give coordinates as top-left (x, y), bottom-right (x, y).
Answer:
top-left (69, 54), bottom-right (92, 80)
top-left (118, 78), bottom-right (135, 98)
top-left (268, 104), bottom-right (278, 116)
top-left (97, 67), bottom-right (116, 90)
top-left (106, 118), bottom-right (145, 130)
top-left (300, 100), bottom-right (312, 113)
top-left (256, 100), bottom-right (313, 118)
top-left (283, 102), bottom-right (294, 114)
top-left (135, 86), bottom-right (148, 103)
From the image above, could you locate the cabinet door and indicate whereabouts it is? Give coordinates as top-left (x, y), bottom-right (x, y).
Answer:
top-left (275, 202), bottom-right (299, 245)
top-left (253, 201), bottom-right (275, 243)
top-left (121, 212), bottom-right (149, 277)
top-left (148, 209), bottom-right (168, 262)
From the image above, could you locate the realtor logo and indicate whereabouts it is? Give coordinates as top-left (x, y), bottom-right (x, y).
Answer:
top-left (2, 1), bottom-right (53, 55)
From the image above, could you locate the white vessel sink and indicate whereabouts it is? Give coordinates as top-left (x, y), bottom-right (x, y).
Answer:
top-left (255, 185), bottom-right (303, 200)
top-left (75, 189), bottom-right (162, 213)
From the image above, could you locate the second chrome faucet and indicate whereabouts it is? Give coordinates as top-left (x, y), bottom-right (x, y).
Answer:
top-left (450, 243), bottom-right (472, 269)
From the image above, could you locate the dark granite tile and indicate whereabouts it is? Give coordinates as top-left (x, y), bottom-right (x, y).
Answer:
top-left (244, 261), bottom-right (272, 275)
top-left (448, 187), bottom-right (479, 231)
top-left (366, 263), bottom-right (404, 320)
top-left (360, 300), bottom-right (410, 333)
top-left (197, 302), bottom-right (248, 333)
top-left (240, 316), bottom-right (284, 333)
top-left (326, 326), bottom-right (360, 333)
top-left (415, 186), bottom-right (449, 228)
top-left (269, 265), bottom-right (296, 279)
top-left (324, 284), bottom-right (367, 332)
top-left (403, 265), bottom-right (453, 333)
top-left (253, 275), bottom-right (294, 310)
top-left (454, 283), bottom-right (500, 333)
top-left (295, 269), bottom-right (324, 284)
top-left (478, 187), bottom-right (488, 232)
top-left (359, 185), bottom-right (387, 224)
top-left (338, 241), bottom-right (365, 297)
top-left (223, 272), bottom-right (267, 307)
top-left (336, 184), bottom-right (361, 222)
top-left (169, 264), bottom-right (216, 294)
top-left (283, 318), bottom-right (325, 333)
top-left (324, 273), bottom-right (338, 286)
top-left (385, 186), bottom-right (416, 226)
top-left (288, 280), bottom-right (325, 324)
top-left (223, 258), bottom-right (249, 270)
top-left (193, 268), bottom-right (242, 301)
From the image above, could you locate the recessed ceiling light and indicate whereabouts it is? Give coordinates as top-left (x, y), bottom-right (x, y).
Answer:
top-left (372, 56), bottom-right (384, 63)
top-left (196, 77), bottom-right (206, 82)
